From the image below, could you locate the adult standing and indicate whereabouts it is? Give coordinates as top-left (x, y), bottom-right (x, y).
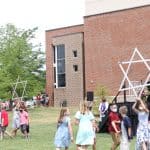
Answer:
top-left (45, 94), bottom-right (49, 106)
top-left (36, 93), bottom-right (41, 107)
top-left (98, 98), bottom-right (109, 122)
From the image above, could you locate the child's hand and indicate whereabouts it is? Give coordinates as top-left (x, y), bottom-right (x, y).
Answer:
top-left (114, 120), bottom-right (120, 124)
top-left (71, 137), bottom-right (74, 143)
top-left (136, 97), bottom-right (141, 102)
top-left (116, 130), bottom-right (120, 134)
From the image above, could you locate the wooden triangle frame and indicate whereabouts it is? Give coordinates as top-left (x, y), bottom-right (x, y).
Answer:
top-left (12, 76), bottom-right (27, 100)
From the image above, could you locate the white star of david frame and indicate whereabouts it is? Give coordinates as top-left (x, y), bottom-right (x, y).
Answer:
top-left (12, 76), bottom-right (27, 100)
top-left (119, 48), bottom-right (150, 98)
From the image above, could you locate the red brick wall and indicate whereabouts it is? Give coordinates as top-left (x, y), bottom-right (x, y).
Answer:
top-left (84, 6), bottom-right (150, 96)
top-left (46, 6), bottom-right (150, 106)
top-left (46, 25), bottom-right (84, 106)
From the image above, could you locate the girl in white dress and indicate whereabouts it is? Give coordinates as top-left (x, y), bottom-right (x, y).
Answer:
top-left (11, 101), bottom-right (20, 137)
top-left (75, 101), bottom-right (95, 150)
top-left (132, 98), bottom-right (149, 150)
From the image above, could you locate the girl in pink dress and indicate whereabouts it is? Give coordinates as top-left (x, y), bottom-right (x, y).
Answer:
top-left (19, 107), bottom-right (29, 139)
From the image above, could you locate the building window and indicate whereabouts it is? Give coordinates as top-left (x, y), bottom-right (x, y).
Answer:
top-left (73, 65), bottom-right (78, 72)
top-left (54, 44), bottom-right (66, 88)
top-left (73, 50), bottom-right (77, 57)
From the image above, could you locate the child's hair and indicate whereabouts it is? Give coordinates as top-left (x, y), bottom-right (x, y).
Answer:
top-left (19, 101), bottom-right (28, 112)
top-left (135, 100), bottom-right (141, 110)
top-left (119, 105), bottom-right (128, 114)
top-left (110, 103), bottom-right (117, 111)
top-left (135, 98), bottom-right (147, 111)
top-left (1, 104), bottom-right (6, 110)
top-left (58, 107), bottom-right (68, 123)
top-left (80, 101), bottom-right (89, 114)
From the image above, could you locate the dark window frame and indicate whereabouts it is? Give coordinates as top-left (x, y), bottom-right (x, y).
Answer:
top-left (73, 65), bottom-right (78, 72)
top-left (53, 44), bottom-right (66, 88)
top-left (73, 50), bottom-right (77, 57)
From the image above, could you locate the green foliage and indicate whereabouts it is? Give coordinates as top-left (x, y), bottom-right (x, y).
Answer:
top-left (94, 84), bottom-right (109, 99)
top-left (0, 24), bottom-right (45, 99)
top-left (93, 85), bottom-right (109, 115)
top-left (92, 98), bottom-right (100, 116)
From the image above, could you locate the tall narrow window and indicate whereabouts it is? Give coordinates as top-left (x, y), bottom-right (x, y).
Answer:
top-left (54, 44), bottom-right (66, 88)
top-left (53, 45), bottom-right (56, 64)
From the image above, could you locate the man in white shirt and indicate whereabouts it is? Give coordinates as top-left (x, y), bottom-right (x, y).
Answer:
top-left (98, 98), bottom-right (109, 122)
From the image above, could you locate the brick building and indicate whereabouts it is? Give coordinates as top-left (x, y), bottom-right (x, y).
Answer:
top-left (46, 0), bottom-right (150, 106)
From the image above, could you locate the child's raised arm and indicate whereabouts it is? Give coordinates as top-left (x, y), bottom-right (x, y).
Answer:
top-left (132, 99), bottom-right (138, 114)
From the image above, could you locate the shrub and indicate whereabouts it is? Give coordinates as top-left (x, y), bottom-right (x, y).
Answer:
top-left (92, 85), bottom-right (109, 116)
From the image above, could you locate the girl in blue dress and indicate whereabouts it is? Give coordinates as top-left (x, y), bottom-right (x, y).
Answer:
top-left (132, 98), bottom-right (149, 150)
top-left (54, 107), bottom-right (73, 150)
top-left (75, 101), bottom-right (95, 150)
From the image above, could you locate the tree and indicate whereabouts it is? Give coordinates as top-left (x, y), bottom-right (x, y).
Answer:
top-left (0, 24), bottom-right (45, 99)
top-left (94, 85), bottom-right (109, 99)
top-left (93, 85), bottom-right (109, 115)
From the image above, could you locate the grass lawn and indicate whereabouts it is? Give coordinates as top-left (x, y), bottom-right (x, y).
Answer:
top-left (0, 107), bottom-right (136, 150)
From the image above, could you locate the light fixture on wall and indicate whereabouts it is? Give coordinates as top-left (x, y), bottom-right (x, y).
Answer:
top-left (90, 80), bottom-right (94, 84)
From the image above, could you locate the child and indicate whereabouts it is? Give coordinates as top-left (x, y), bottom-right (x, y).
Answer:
top-left (92, 119), bottom-right (99, 150)
top-left (148, 120), bottom-right (150, 150)
top-left (54, 107), bottom-right (73, 150)
top-left (1, 105), bottom-right (12, 140)
top-left (19, 107), bottom-right (29, 139)
top-left (108, 103), bottom-right (121, 150)
top-left (132, 98), bottom-right (149, 150)
top-left (11, 101), bottom-right (20, 137)
top-left (119, 106), bottom-right (132, 150)
top-left (0, 106), bottom-right (1, 138)
top-left (75, 101), bottom-right (95, 150)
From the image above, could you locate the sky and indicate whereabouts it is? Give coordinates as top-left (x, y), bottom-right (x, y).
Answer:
top-left (0, 0), bottom-right (85, 50)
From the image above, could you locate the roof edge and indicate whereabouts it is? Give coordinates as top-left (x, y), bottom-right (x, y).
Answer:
top-left (46, 24), bottom-right (84, 32)
top-left (84, 4), bottom-right (150, 18)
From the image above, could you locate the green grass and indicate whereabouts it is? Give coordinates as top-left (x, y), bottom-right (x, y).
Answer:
top-left (0, 107), bottom-right (136, 150)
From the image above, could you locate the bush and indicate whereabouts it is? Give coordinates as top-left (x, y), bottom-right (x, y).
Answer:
top-left (93, 85), bottom-right (109, 116)
top-left (92, 98), bottom-right (100, 116)
top-left (95, 85), bottom-right (109, 99)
